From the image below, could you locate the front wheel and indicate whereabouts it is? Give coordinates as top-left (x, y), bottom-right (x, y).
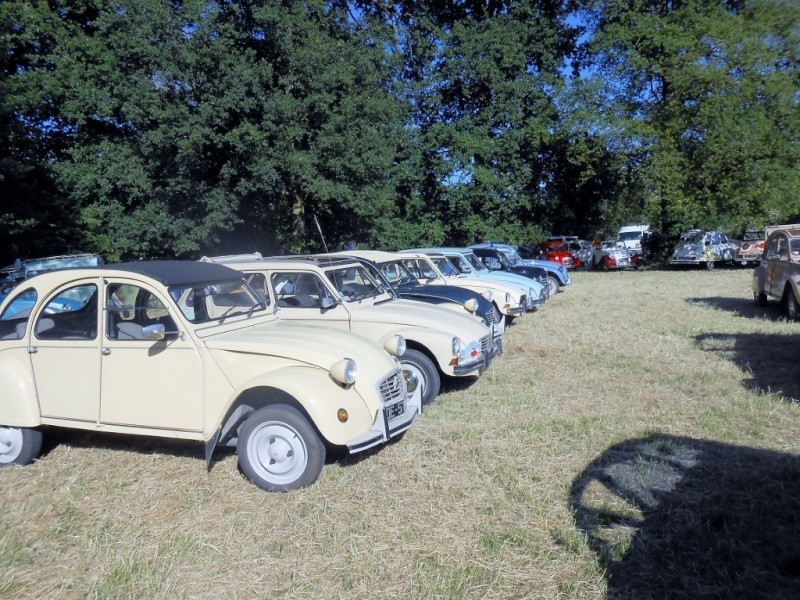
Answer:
top-left (546, 275), bottom-right (561, 295)
top-left (401, 348), bottom-right (441, 406)
top-left (238, 405), bottom-right (325, 492)
top-left (784, 289), bottom-right (799, 321)
top-left (0, 426), bottom-right (42, 466)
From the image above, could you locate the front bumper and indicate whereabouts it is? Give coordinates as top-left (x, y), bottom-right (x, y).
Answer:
top-left (346, 371), bottom-right (421, 454)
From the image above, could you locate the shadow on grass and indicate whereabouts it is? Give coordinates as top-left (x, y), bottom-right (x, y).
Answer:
top-left (686, 296), bottom-right (789, 321)
top-left (570, 434), bottom-right (800, 600)
top-left (695, 332), bottom-right (800, 402)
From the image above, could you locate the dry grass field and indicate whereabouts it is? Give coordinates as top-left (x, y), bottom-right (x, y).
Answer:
top-left (2, 267), bottom-right (799, 599)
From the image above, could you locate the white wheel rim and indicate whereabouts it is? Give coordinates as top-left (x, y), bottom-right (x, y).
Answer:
top-left (402, 360), bottom-right (428, 401)
top-left (247, 421), bottom-right (309, 486)
top-left (0, 427), bottom-right (23, 464)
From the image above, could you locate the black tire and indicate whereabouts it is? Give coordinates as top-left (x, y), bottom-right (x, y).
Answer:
top-left (754, 290), bottom-right (768, 307)
top-left (237, 405), bottom-right (325, 492)
top-left (784, 288), bottom-right (799, 321)
top-left (0, 426), bottom-right (43, 466)
top-left (546, 275), bottom-right (561, 295)
top-left (401, 348), bottom-right (440, 406)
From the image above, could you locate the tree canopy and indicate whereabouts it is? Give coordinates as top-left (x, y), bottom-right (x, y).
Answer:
top-left (1, 0), bottom-right (797, 264)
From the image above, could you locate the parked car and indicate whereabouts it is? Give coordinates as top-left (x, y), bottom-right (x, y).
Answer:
top-left (736, 228), bottom-right (766, 267)
top-left (529, 240), bottom-right (576, 269)
top-left (204, 254), bottom-right (494, 406)
top-left (404, 246), bottom-right (547, 310)
top-left (752, 224), bottom-right (800, 320)
top-left (397, 250), bottom-right (533, 325)
top-left (0, 261), bottom-right (419, 491)
top-left (669, 230), bottom-right (739, 270)
top-left (565, 239), bottom-right (595, 269)
top-left (592, 241), bottom-right (636, 270)
top-left (328, 249), bottom-right (504, 354)
top-left (473, 242), bottom-right (572, 295)
top-left (617, 224), bottom-right (651, 257)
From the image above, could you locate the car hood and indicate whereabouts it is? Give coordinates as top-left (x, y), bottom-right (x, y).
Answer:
top-left (348, 298), bottom-right (489, 341)
top-left (474, 271), bottom-right (542, 294)
top-left (204, 320), bottom-right (396, 375)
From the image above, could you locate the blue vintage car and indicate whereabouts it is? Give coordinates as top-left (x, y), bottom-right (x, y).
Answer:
top-left (470, 242), bottom-right (572, 295)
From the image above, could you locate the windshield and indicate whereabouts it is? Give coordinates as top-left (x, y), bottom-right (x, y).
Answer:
top-left (447, 254), bottom-right (475, 275)
top-left (377, 260), bottom-right (418, 287)
top-left (498, 250), bottom-right (521, 267)
top-left (430, 256), bottom-right (458, 276)
top-left (463, 253), bottom-right (488, 273)
top-left (169, 279), bottom-right (265, 324)
top-left (743, 230), bottom-right (764, 242)
top-left (325, 265), bottom-right (391, 302)
top-left (619, 231), bottom-right (643, 242)
top-left (682, 233), bottom-right (704, 244)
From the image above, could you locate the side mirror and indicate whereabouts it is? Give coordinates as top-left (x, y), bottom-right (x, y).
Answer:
top-left (321, 296), bottom-right (337, 309)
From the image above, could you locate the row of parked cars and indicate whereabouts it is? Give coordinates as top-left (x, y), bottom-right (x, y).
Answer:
top-left (0, 245), bottom-right (570, 492)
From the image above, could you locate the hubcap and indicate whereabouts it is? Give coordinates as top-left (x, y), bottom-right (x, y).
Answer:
top-left (0, 427), bottom-right (23, 464)
top-left (248, 422), bottom-right (308, 485)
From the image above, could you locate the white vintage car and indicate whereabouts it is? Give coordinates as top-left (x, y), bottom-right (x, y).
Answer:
top-left (0, 261), bottom-right (419, 491)
top-left (592, 241), bottom-right (635, 270)
top-left (204, 254), bottom-right (494, 407)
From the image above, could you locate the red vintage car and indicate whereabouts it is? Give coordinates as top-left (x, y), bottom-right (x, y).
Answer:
top-left (534, 240), bottom-right (577, 269)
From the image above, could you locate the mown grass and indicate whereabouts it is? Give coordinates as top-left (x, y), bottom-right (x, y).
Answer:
top-left (1, 267), bottom-right (798, 599)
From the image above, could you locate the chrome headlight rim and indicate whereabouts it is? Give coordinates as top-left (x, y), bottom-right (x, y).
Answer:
top-left (330, 358), bottom-right (357, 385)
top-left (464, 298), bottom-right (479, 314)
top-left (384, 334), bottom-right (406, 357)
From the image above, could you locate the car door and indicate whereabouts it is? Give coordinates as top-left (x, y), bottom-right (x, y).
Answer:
top-left (268, 271), bottom-right (351, 331)
top-left (99, 280), bottom-right (204, 431)
top-left (769, 234), bottom-right (790, 298)
top-left (29, 280), bottom-right (102, 423)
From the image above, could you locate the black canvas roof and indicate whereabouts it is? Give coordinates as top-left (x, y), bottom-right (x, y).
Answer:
top-left (108, 261), bottom-right (244, 286)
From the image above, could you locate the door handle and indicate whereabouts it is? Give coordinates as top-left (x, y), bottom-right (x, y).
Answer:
top-left (101, 347), bottom-right (111, 355)
top-left (27, 346), bottom-right (38, 354)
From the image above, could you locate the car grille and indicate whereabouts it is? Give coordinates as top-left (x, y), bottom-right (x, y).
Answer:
top-left (379, 370), bottom-right (405, 406)
top-left (485, 307), bottom-right (498, 325)
top-left (481, 335), bottom-right (491, 355)
top-left (519, 294), bottom-right (527, 309)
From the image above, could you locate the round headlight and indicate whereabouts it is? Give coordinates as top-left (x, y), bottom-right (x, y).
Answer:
top-left (452, 337), bottom-right (463, 355)
top-left (464, 298), bottom-right (479, 313)
top-left (330, 358), bottom-right (357, 385)
top-left (384, 335), bottom-right (406, 357)
top-left (402, 369), bottom-right (418, 394)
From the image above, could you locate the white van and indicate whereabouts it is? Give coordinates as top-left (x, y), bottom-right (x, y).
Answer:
top-left (617, 224), bottom-right (651, 256)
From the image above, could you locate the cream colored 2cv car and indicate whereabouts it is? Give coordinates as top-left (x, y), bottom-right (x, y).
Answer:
top-left (203, 255), bottom-right (495, 407)
top-left (0, 261), bottom-right (420, 492)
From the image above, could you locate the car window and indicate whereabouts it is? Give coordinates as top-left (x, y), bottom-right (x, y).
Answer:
top-left (402, 259), bottom-right (436, 280)
top-left (106, 283), bottom-right (178, 341)
top-left (0, 288), bottom-right (37, 339)
top-left (430, 257), bottom-right (456, 275)
top-left (244, 273), bottom-right (271, 306)
top-left (272, 272), bottom-right (331, 308)
top-left (169, 280), bottom-right (264, 324)
top-left (35, 283), bottom-right (98, 341)
top-left (777, 236), bottom-right (789, 259)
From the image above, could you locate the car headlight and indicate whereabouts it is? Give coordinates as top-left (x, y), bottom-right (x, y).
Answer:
top-left (330, 358), bottom-right (357, 385)
top-left (464, 298), bottom-right (478, 313)
top-left (383, 335), bottom-right (406, 357)
top-left (452, 337), bottom-right (463, 355)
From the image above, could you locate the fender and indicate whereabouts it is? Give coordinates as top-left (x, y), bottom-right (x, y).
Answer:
top-left (212, 366), bottom-right (377, 447)
top-left (383, 327), bottom-right (456, 373)
top-left (0, 347), bottom-right (41, 427)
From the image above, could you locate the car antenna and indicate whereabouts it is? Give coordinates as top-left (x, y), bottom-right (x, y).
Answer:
top-left (312, 213), bottom-right (329, 253)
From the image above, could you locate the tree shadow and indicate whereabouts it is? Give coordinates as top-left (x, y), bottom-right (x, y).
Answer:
top-left (695, 332), bottom-right (800, 402)
top-left (570, 434), bottom-right (800, 600)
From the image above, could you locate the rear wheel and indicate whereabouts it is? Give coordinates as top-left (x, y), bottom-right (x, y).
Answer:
top-left (401, 349), bottom-right (440, 406)
top-left (238, 405), bottom-right (325, 492)
top-left (0, 426), bottom-right (42, 466)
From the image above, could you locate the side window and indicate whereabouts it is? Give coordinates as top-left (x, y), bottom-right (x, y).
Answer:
top-left (244, 273), bottom-right (271, 305)
top-left (777, 236), bottom-right (789, 260)
top-left (0, 288), bottom-right (37, 340)
top-left (107, 283), bottom-right (177, 341)
top-left (35, 284), bottom-right (98, 340)
top-left (766, 237), bottom-right (779, 259)
top-left (271, 272), bottom-right (326, 308)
